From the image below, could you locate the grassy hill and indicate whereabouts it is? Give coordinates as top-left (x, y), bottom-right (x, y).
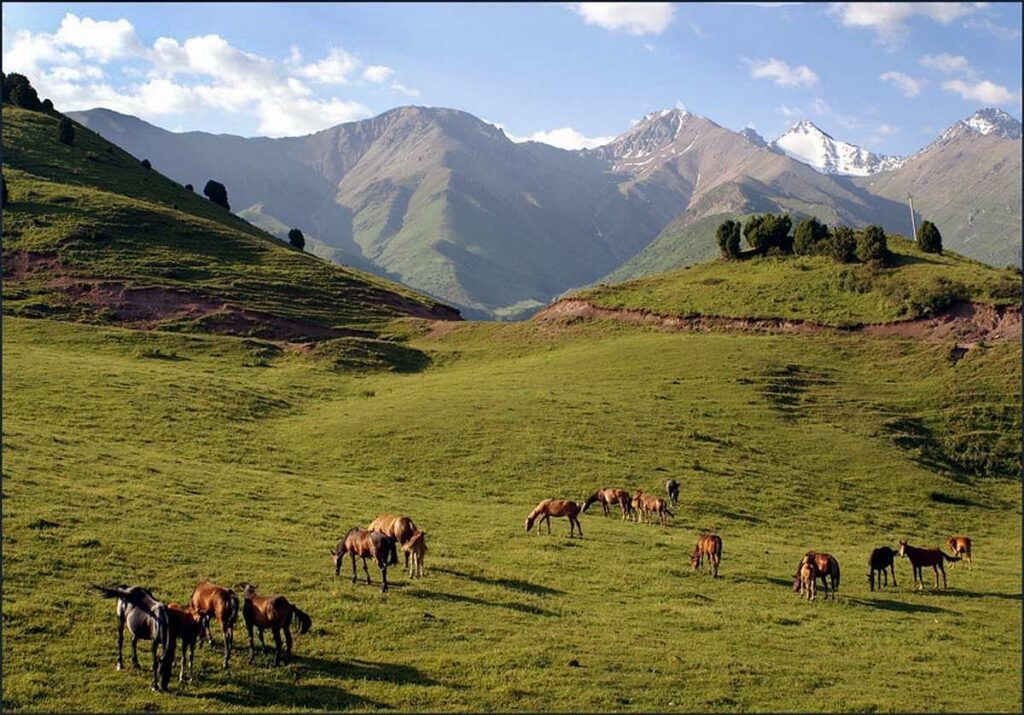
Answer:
top-left (2, 106), bottom-right (458, 340)
top-left (576, 236), bottom-right (1020, 327)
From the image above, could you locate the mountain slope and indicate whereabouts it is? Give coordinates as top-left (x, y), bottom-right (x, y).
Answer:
top-left (771, 120), bottom-right (904, 176)
top-left (856, 110), bottom-right (1023, 268)
top-left (2, 106), bottom-right (459, 342)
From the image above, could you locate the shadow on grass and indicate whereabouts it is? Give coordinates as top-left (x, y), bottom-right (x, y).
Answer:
top-left (404, 588), bottom-right (558, 617)
top-left (432, 567), bottom-right (563, 596)
top-left (846, 597), bottom-right (952, 614)
top-left (198, 681), bottom-right (389, 711)
top-left (921, 588), bottom-right (1021, 601)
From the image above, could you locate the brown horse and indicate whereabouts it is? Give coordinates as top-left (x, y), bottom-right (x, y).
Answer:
top-left (332, 527), bottom-right (399, 592)
top-left (690, 534), bottom-right (723, 577)
top-left (634, 492), bottom-right (674, 527)
top-left (368, 514), bottom-right (419, 570)
top-left (403, 530), bottom-right (427, 578)
top-left (581, 488), bottom-right (632, 519)
top-left (946, 536), bottom-right (973, 569)
top-left (525, 499), bottom-right (583, 538)
top-left (799, 558), bottom-right (818, 601)
top-left (792, 552), bottom-right (840, 599)
top-left (234, 583), bottom-right (312, 666)
top-left (166, 603), bottom-right (204, 683)
top-left (631, 490), bottom-right (648, 523)
top-left (188, 581), bottom-right (239, 669)
top-left (867, 546), bottom-right (898, 591)
top-left (898, 540), bottom-right (959, 590)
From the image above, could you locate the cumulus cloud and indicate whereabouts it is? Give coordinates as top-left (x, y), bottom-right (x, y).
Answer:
top-left (942, 78), bottom-right (1019, 105)
top-left (568, 3), bottom-right (675, 35)
top-left (363, 65), bottom-right (394, 83)
top-left (879, 71), bottom-right (922, 97)
top-left (919, 52), bottom-right (971, 74)
top-left (964, 16), bottom-right (1021, 41)
top-left (54, 13), bottom-right (142, 62)
top-left (390, 83), bottom-right (421, 98)
top-left (488, 121), bottom-right (614, 150)
top-left (292, 47), bottom-right (359, 84)
top-left (829, 3), bottom-right (985, 44)
top-left (748, 58), bottom-right (818, 88)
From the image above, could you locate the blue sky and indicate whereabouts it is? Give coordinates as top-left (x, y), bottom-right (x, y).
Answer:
top-left (2, 2), bottom-right (1020, 154)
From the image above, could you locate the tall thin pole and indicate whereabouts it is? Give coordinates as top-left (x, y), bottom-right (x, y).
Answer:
top-left (907, 194), bottom-right (917, 238)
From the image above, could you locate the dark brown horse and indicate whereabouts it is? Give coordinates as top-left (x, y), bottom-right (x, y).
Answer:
top-left (690, 534), bottom-right (722, 577)
top-left (188, 581), bottom-right (238, 669)
top-left (166, 603), bottom-right (204, 682)
top-left (898, 540), bottom-right (959, 590)
top-left (946, 535), bottom-right (973, 569)
top-left (867, 546), bottom-right (898, 591)
top-left (666, 479), bottom-right (680, 507)
top-left (525, 499), bottom-right (583, 537)
top-left (581, 488), bottom-right (632, 519)
top-left (792, 552), bottom-right (840, 599)
top-left (234, 583), bottom-right (312, 666)
top-left (332, 527), bottom-right (399, 592)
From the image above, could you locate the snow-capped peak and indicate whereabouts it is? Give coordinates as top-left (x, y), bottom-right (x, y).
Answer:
top-left (770, 120), bottom-right (904, 177)
top-left (939, 108), bottom-right (1022, 143)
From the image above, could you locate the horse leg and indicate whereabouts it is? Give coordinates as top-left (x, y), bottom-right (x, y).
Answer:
top-left (247, 620), bottom-right (256, 664)
top-left (131, 635), bottom-right (141, 669)
top-left (259, 627), bottom-right (269, 654)
top-left (223, 622), bottom-right (232, 669)
top-left (381, 563), bottom-right (389, 593)
top-left (545, 515), bottom-right (551, 535)
top-left (116, 613), bottom-right (125, 671)
top-left (180, 638), bottom-right (188, 682)
top-left (351, 551), bottom-right (358, 584)
top-left (362, 556), bottom-right (372, 585)
top-left (575, 516), bottom-right (583, 539)
top-left (940, 564), bottom-right (947, 590)
top-left (404, 545), bottom-right (410, 571)
top-left (712, 554), bottom-right (720, 578)
top-left (271, 627), bottom-right (283, 667)
top-left (284, 624), bottom-right (293, 664)
top-left (890, 564), bottom-right (896, 588)
top-left (150, 639), bottom-right (160, 691)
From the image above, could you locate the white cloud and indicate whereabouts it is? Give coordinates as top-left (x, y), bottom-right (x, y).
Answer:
top-left (942, 78), bottom-right (1019, 105)
top-left (390, 83), bottom-right (421, 98)
top-left (488, 121), bottom-right (614, 150)
top-left (919, 53), bottom-right (971, 74)
top-left (964, 16), bottom-right (1021, 40)
top-left (879, 71), bottom-right (922, 97)
top-left (748, 58), bottom-right (818, 88)
top-left (777, 103), bottom-right (801, 117)
top-left (829, 3), bottom-right (985, 44)
top-left (257, 96), bottom-right (372, 136)
top-left (54, 13), bottom-right (142, 62)
top-left (293, 47), bottom-right (359, 84)
top-left (876, 123), bottom-right (898, 135)
top-left (568, 3), bottom-right (675, 35)
top-left (810, 97), bottom-right (830, 115)
top-left (363, 65), bottom-right (394, 83)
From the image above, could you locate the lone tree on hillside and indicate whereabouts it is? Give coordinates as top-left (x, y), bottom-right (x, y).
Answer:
top-left (744, 213), bottom-right (793, 255)
top-left (58, 117), bottom-right (75, 146)
top-left (203, 180), bottom-right (230, 210)
top-left (855, 225), bottom-right (889, 264)
top-left (916, 220), bottom-right (943, 254)
top-left (793, 216), bottom-right (830, 256)
top-left (826, 226), bottom-right (857, 263)
top-left (716, 219), bottom-right (741, 258)
top-left (141, 159), bottom-right (152, 169)
top-left (7, 74), bottom-right (42, 111)
top-left (41, 98), bottom-right (54, 112)
top-left (185, 184), bottom-right (194, 192)
top-left (288, 228), bottom-right (306, 250)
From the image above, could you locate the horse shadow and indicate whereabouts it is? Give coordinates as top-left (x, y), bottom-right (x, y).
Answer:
top-left (432, 567), bottom-right (563, 596)
top-left (200, 681), bottom-right (388, 711)
top-left (296, 655), bottom-right (442, 687)
top-left (921, 589), bottom-right (1021, 601)
top-left (846, 597), bottom-right (952, 614)
top-left (404, 588), bottom-right (558, 617)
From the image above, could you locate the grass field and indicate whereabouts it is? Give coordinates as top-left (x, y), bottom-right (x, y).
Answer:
top-left (3, 313), bottom-right (1020, 712)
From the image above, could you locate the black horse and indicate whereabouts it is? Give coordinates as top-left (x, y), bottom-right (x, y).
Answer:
top-left (866, 546), bottom-right (898, 591)
top-left (93, 584), bottom-right (175, 691)
top-left (665, 479), bottom-right (680, 507)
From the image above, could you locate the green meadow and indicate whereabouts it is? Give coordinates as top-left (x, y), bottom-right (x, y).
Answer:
top-left (2, 314), bottom-right (1020, 712)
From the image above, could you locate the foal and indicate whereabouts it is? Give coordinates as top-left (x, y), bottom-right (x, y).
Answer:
top-left (792, 552), bottom-right (840, 599)
top-left (235, 583), bottom-right (312, 666)
top-left (94, 584), bottom-right (175, 691)
top-left (866, 546), bottom-right (898, 591)
top-left (946, 536), bottom-right (973, 569)
top-left (166, 603), bottom-right (204, 682)
top-left (898, 540), bottom-right (959, 590)
top-left (525, 499), bottom-right (583, 538)
top-left (368, 514), bottom-right (419, 570)
top-left (403, 530), bottom-right (427, 578)
top-left (798, 558), bottom-right (818, 601)
top-left (332, 527), bottom-right (399, 592)
top-left (188, 581), bottom-right (238, 669)
top-left (690, 534), bottom-right (722, 577)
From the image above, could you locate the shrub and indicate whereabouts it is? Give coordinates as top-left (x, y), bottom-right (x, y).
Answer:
top-left (793, 216), bottom-right (830, 256)
top-left (715, 219), bottom-right (741, 258)
top-left (41, 98), bottom-right (54, 112)
top-left (916, 220), bottom-right (942, 254)
top-left (141, 158), bottom-right (152, 169)
top-left (58, 117), bottom-right (75, 146)
top-left (744, 213), bottom-right (792, 255)
top-left (288, 228), bottom-right (306, 250)
top-left (203, 180), bottom-right (230, 210)
top-left (855, 225), bottom-right (888, 264)
top-left (824, 226), bottom-right (857, 263)
top-left (185, 183), bottom-right (194, 192)
top-left (9, 79), bottom-right (41, 111)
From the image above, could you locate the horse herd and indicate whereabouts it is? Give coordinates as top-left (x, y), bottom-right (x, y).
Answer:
top-left (94, 483), bottom-right (975, 693)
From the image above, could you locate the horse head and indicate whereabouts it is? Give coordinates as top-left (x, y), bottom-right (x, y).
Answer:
top-left (524, 515), bottom-right (536, 533)
top-left (234, 582), bottom-right (257, 599)
top-left (897, 540), bottom-right (908, 557)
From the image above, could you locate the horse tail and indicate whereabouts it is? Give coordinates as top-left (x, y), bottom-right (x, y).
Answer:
top-left (226, 592), bottom-right (239, 627)
top-left (292, 606), bottom-right (312, 635)
top-left (664, 507), bottom-right (675, 518)
top-left (833, 560), bottom-right (840, 591)
top-left (92, 584), bottom-right (131, 600)
top-left (389, 537), bottom-right (399, 566)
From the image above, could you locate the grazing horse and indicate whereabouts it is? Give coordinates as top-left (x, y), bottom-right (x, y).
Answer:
top-left (525, 499), bottom-right (583, 538)
top-left (403, 530), bottom-right (427, 578)
top-left (867, 546), bottom-right (898, 591)
top-left (633, 492), bottom-right (674, 527)
top-left (792, 552), bottom-right (840, 599)
top-left (188, 581), bottom-right (238, 669)
top-left (332, 527), bottom-right (399, 592)
top-left (93, 584), bottom-right (175, 691)
top-left (798, 558), bottom-right (818, 601)
top-left (368, 514), bottom-right (419, 570)
top-left (946, 536), bottom-right (973, 569)
top-left (166, 603), bottom-right (204, 682)
top-left (690, 534), bottom-right (723, 577)
top-left (234, 583), bottom-right (312, 666)
top-left (666, 479), bottom-right (680, 507)
top-left (581, 488), bottom-right (632, 519)
top-left (898, 540), bottom-right (959, 590)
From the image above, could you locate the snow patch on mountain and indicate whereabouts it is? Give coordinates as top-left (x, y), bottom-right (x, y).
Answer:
top-left (770, 120), bottom-right (904, 177)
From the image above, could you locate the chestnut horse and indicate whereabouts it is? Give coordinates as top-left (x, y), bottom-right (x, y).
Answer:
top-left (166, 603), bottom-right (204, 682)
top-left (898, 540), bottom-right (959, 590)
top-left (188, 581), bottom-right (238, 669)
top-left (867, 546), bottom-right (898, 591)
top-left (368, 514), bottom-right (419, 570)
top-left (332, 527), bottom-right (399, 592)
top-left (946, 535), bottom-right (973, 569)
top-left (234, 583), bottom-right (312, 666)
top-left (792, 552), bottom-right (840, 599)
top-left (525, 499), bottom-right (583, 538)
top-left (798, 558), bottom-right (818, 600)
top-left (690, 534), bottom-right (723, 577)
top-left (633, 491), bottom-right (674, 527)
top-left (666, 479), bottom-right (680, 507)
top-left (581, 488), bottom-right (632, 519)
top-left (403, 530), bottom-right (427, 578)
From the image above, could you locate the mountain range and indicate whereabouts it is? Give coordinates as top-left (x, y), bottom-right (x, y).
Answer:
top-left (69, 105), bottom-right (1022, 318)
